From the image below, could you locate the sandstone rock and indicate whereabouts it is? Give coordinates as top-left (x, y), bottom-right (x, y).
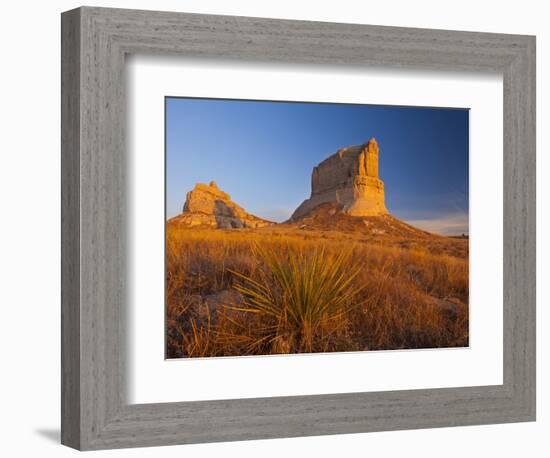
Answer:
top-left (169, 181), bottom-right (272, 229)
top-left (291, 137), bottom-right (388, 219)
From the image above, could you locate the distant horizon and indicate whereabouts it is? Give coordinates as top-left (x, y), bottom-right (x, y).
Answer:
top-left (166, 97), bottom-right (469, 236)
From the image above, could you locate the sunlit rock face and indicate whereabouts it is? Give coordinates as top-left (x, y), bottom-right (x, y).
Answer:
top-left (291, 137), bottom-right (388, 220)
top-left (171, 181), bottom-right (273, 229)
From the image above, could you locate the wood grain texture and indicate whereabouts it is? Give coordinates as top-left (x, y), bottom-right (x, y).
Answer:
top-left (60, 7), bottom-right (81, 449)
top-left (60, 6), bottom-right (536, 450)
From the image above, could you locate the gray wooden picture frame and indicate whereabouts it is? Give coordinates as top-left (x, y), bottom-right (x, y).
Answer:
top-left (61, 6), bottom-right (536, 451)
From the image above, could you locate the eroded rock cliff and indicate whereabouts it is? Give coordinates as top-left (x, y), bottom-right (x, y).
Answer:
top-left (291, 137), bottom-right (388, 219)
top-left (169, 181), bottom-right (272, 229)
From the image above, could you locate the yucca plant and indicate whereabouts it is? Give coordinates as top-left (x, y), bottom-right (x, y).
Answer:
top-left (229, 243), bottom-right (365, 353)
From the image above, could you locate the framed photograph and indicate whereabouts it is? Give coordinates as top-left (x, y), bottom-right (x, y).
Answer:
top-left (164, 98), bottom-right (470, 360)
top-left (61, 6), bottom-right (536, 450)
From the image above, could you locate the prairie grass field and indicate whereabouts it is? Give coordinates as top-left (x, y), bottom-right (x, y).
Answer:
top-left (166, 224), bottom-right (469, 358)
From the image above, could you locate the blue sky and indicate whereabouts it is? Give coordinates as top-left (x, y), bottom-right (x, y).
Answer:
top-left (166, 97), bottom-right (469, 235)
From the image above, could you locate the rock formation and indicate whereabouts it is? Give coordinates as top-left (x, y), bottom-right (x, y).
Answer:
top-left (291, 137), bottom-right (388, 220)
top-left (169, 181), bottom-right (272, 229)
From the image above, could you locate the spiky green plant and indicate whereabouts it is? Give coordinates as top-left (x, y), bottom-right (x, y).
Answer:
top-left (229, 244), bottom-right (365, 353)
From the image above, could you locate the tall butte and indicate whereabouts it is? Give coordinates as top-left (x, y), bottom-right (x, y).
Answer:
top-left (291, 137), bottom-right (388, 220)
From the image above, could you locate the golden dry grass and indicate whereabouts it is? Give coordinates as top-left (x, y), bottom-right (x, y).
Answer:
top-left (166, 225), bottom-right (469, 358)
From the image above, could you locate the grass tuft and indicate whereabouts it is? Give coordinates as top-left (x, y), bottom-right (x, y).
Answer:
top-left (229, 244), bottom-right (364, 352)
